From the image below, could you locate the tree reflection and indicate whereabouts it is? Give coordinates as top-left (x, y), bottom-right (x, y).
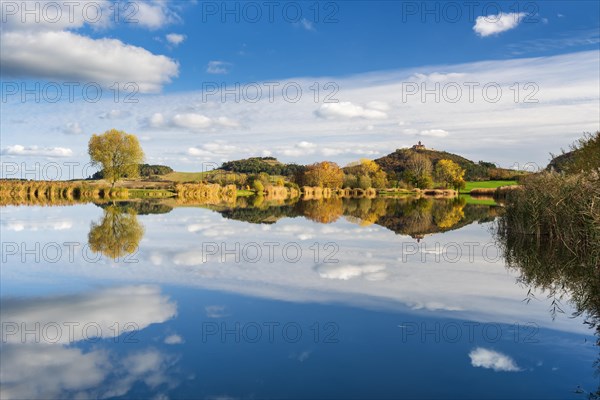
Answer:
top-left (88, 204), bottom-right (144, 259)
top-left (496, 216), bottom-right (600, 397)
top-left (299, 198), bottom-right (344, 224)
top-left (214, 196), bottom-right (498, 238)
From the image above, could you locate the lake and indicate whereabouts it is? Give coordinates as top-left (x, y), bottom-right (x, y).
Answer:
top-left (1, 197), bottom-right (597, 399)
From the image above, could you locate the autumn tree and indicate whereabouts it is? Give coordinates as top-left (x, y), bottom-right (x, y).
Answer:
top-left (343, 159), bottom-right (388, 189)
top-left (343, 174), bottom-right (358, 188)
top-left (301, 161), bottom-right (344, 188)
top-left (404, 153), bottom-right (433, 189)
top-left (358, 175), bottom-right (372, 190)
top-left (88, 129), bottom-right (145, 187)
top-left (435, 159), bottom-right (466, 190)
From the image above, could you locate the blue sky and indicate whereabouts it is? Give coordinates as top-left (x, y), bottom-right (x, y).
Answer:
top-left (1, 0), bottom-right (599, 176)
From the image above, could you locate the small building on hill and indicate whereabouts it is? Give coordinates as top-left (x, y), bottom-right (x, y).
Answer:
top-left (412, 141), bottom-right (426, 150)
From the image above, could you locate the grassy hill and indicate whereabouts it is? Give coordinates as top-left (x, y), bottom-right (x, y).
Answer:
top-left (160, 171), bottom-right (212, 182)
top-left (374, 147), bottom-right (523, 181)
top-left (220, 157), bottom-right (305, 176)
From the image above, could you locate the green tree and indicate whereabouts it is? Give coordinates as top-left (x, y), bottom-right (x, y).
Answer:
top-left (88, 129), bottom-right (145, 187)
top-left (435, 159), bottom-right (466, 190)
top-left (415, 174), bottom-right (434, 189)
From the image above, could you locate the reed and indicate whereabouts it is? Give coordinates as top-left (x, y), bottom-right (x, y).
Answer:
top-left (496, 171), bottom-right (599, 378)
top-left (174, 183), bottom-right (237, 205)
top-left (0, 180), bottom-right (129, 206)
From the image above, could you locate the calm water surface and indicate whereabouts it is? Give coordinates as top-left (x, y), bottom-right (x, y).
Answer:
top-left (1, 198), bottom-right (597, 399)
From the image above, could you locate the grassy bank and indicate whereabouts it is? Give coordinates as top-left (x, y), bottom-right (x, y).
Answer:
top-left (460, 180), bottom-right (518, 194)
top-left (496, 171), bottom-right (600, 337)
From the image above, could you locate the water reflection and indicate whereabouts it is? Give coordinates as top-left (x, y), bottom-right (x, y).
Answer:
top-left (2, 196), bottom-right (597, 398)
top-left (213, 196), bottom-right (500, 239)
top-left (0, 285), bottom-right (179, 399)
top-left (496, 214), bottom-right (600, 396)
top-left (88, 197), bottom-right (499, 246)
top-left (88, 204), bottom-right (145, 259)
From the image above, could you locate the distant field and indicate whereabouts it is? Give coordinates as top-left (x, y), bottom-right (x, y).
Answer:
top-left (460, 180), bottom-right (518, 194)
top-left (160, 171), bottom-right (212, 182)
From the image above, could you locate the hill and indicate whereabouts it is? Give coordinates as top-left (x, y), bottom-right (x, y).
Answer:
top-left (374, 146), bottom-right (522, 181)
top-left (220, 157), bottom-right (305, 176)
top-left (91, 164), bottom-right (173, 180)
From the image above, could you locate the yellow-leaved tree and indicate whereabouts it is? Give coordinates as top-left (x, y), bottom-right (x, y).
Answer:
top-left (88, 129), bottom-right (145, 187)
top-left (301, 161), bottom-right (344, 188)
top-left (434, 159), bottom-right (466, 190)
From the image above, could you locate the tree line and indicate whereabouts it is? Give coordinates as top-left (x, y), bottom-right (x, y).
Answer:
top-left (87, 129), bottom-right (468, 190)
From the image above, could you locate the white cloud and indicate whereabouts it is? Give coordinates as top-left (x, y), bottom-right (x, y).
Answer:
top-left (277, 141), bottom-right (385, 158)
top-left (214, 116), bottom-right (240, 128)
top-left (410, 72), bottom-right (466, 82)
top-left (298, 18), bottom-right (315, 31)
top-left (420, 129), bottom-right (449, 138)
top-left (172, 250), bottom-right (204, 265)
top-left (164, 334), bottom-right (184, 344)
top-left (469, 348), bottom-right (521, 372)
top-left (100, 110), bottom-right (131, 120)
top-left (148, 112), bottom-right (166, 128)
top-left (298, 141), bottom-right (317, 149)
top-left (298, 351), bottom-right (311, 362)
top-left (319, 147), bottom-right (379, 157)
top-left (0, 0), bottom-right (113, 32)
top-left (187, 142), bottom-right (237, 158)
top-left (166, 33), bottom-right (186, 46)
top-left (205, 305), bottom-right (229, 318)
top-left (280, 141), bottom-right (317, 157)
top-left (505, 29), bottom-right (600, 55)
top-left (172, 113), bottom-right (212, 129)
top-left (62, 122), bottom-right (82, 135)
top-left (2, 219), bottom-right (73, 231)
top-left (315, 264), bottom-right (387, 281)
top-left (473, 12), bottom-right (526, 37)
top-left (1, 30), bottom-right (179, 93)
top-left (135, 1), bottom-right (180, 30)
top-left (0, 0), bottom-right (180, 92)
top-left (316, 102), bottom-right (388, 119)
top-left (1, 145), bottom-right (73, 157)
top-left (147, 113), bottom-right (239, 131)
top-left (365, 101), bottom-right (390, 111)
top-left (207, 61), bottom-right (232, 74)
